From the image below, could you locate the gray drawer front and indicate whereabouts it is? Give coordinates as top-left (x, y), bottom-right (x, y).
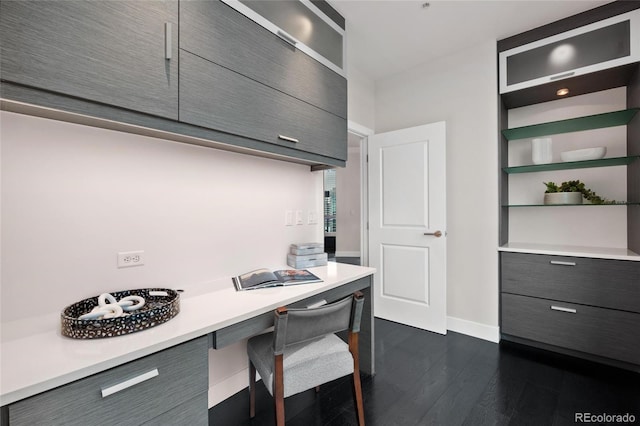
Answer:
top-left (501, 252), bottom-right (640, 313)
top-left (141, 393), bottom-right (208, 426)
top-left (212, 276), bottom-right (371, 349)
top-left (502, 293), bottom-right (640, 366)
top-left (180, 0), bottom-right (346, 119)
top-left (179, 50), bottom-right (347, 161)
top-left (0, 0), bottom-right (179, 120)
top-left (9, 337), bottom-right (208, 426)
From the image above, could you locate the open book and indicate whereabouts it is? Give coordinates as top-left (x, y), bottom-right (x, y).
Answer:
top-left (232, 268), bottom-right (322, 291)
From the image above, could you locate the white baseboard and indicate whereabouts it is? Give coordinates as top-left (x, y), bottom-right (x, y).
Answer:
top-left (335, 251), bottom-right (361, 258)
top-left (208, 368), bottom-right (249, 408)
top-left (447, 316), bottom-right (500, 343)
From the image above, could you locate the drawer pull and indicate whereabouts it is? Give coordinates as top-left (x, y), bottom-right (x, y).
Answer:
top-left (278, 134), bottom-right (299, 143)
top-left (101, 369), bottom-right (159, 398)
top-left (164, 23), bottom-right (172, 60)
top-left (550, 71), bottom-right (575, 80)
top-left (550, 305), bottom-right (577, 314)
top-left (276, 30), bottom-right (298, 47)
top-left (549, 261), bottom-right (576, 266)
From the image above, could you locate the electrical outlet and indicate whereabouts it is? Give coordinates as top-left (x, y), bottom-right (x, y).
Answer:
top-left (117, 250), bottom-right (145, 268)
top-left (295, 210), bottom-right (304, 225)
top-left (285, 210), bottom-right (294, 226)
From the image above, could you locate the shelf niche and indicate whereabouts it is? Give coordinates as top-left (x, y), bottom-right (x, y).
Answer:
top-left (502, 108), bottom-right (639, 141)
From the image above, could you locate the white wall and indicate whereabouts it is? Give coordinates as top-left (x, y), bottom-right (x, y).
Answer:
top-left (347, 65), bottom-right (376, 130)
top-left (0, 111), bottom-right (323, 405)
top-left (374, 41), bottom-right (499, 331)
top-left (335, 143), bottom-right (361, 256)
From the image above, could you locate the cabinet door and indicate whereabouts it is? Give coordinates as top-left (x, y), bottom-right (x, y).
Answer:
top-left (499, 9), bottom-right (640, 94)
top-left (180, 0), bottom-right (346, 119)
top-left (502, 293), bottom-right (640, 366)
top-left (179, 51), bottom-right (347, 161)
top-left (501, 252), bottom-right (640, 313)
top-left (0, 0), bottom-right (178, 120)
top-left (8, 337), bottom-right (208, 426)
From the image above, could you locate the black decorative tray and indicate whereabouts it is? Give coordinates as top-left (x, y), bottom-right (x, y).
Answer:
top-left (61, 288), bottom-right (180, 339)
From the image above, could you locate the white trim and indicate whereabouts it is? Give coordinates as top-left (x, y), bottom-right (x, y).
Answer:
top-left (209, 368), bottom-right (250, 408)
top-left (447, 316), bottom-right (500, 343)
top-left (347, 121), bottom-right (374, 138)
top-left (335, 251), bottom-right (361, 258)
top-left (347, 121), bottom-right (373, 268)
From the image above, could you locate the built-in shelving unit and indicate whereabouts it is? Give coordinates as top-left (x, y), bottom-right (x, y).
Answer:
top-left (497, 1), bottom-right (640, 374)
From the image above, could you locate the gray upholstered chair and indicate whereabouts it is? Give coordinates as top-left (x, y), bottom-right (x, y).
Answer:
top-left (247, 291), bottom-right (365, 426)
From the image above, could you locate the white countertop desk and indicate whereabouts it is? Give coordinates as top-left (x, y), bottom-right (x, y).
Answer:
top-left (0, 263), bottom-right (375, 407)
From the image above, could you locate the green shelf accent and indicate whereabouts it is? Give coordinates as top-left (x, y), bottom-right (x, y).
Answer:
top-left (503, 156), bottom-right (639, 174)
top-left (502, 108), bottom-right (639, 140)
top-left (505, 202), bottom-right (638, 207)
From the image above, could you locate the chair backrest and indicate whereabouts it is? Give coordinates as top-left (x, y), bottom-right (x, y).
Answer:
top-left (273, 292), bottom-right (364, 355)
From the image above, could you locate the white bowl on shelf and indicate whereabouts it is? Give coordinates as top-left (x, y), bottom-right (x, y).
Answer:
top-left (560, 147), bottom-right (606, 162)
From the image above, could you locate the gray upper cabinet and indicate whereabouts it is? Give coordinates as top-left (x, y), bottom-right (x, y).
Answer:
top-left (179, 0), bottom-right (347, 163)
top-left (499, 8), bottom-right (640, 94)
top-left (180, 51), bottom-right (347, 161)
top-left (0, 0), bottom-right (178, 120)
top-left (180, 0), bottom-right (347, 119)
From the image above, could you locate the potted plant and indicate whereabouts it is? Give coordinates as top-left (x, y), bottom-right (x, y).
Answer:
top-left (543, 180), bottom-right (614, 205)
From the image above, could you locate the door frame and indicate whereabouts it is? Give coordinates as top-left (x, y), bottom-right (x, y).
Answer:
top-left (347, 120), bottom-right (374, 267)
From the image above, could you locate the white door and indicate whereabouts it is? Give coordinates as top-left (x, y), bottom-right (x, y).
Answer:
top-left (368, 122), bottom-right (447, 334)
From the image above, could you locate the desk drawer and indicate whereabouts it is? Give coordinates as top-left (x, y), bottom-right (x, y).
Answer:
top-left (9, 337), bottom-right (208, 426)
top-left (501, 252), bottom-right (640, 313)
top-left (211, 276), bottom-right (371, 349)
top-left (502, 293), bottom-right (640, 365)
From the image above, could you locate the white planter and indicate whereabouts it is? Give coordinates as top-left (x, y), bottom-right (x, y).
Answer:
top-left (544, 192), bottom-right (583, 205)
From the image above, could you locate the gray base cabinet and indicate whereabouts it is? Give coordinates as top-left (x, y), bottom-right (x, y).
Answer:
top-left (500, 252), bottom-right (640, 369)
top-left (6, 337), bottom-right (208, 426)
top-left (0, 0), bottom-right (179, 120)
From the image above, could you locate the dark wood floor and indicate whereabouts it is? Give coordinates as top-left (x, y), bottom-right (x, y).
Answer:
top-left (209, 318), bottom-right (640, 425)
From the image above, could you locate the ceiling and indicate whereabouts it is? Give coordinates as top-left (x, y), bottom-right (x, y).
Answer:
top-left (329, 0), bottom-right (611, 81)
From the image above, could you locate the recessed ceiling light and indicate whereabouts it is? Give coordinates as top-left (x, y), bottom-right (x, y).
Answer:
top-left (557, 88), bottom-right (570, 96)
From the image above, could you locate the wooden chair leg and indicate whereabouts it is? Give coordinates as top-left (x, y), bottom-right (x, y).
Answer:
top-left (349, 332), bottom-right (365, 426)
top-left (274, 354), bottom-right (285, 426)
top-left (249, 360), bottom-right (256, 418)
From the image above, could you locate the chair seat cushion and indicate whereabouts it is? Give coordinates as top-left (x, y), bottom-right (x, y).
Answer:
top-left (247, 332), bottom-right (354, 398)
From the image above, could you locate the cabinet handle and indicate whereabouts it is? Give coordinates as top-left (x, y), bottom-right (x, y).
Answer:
top-left (550, 305), bottom-right (577, 314)
top-left (101, 369), bottom-right (159, 398)
top-left (550, 71), bottom-right (575, 80)
top-left (278, 135), bottom-right (299, 143)
top-left (549, 261), bottom-right (576, 266)
top-left (165, 23), bottom-right (172, 60)
top-left (276, 30), bottom-right (298, 47)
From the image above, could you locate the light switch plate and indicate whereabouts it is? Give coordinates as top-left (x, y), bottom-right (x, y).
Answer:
top-left (308, 210), bottom-right (318, 224)
top-left (285, 210), bottom-right (294, 226)
top-left (295, 210), bottom-right (304, 225)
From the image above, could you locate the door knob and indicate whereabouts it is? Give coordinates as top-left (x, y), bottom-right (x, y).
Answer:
top-left (424, 230), bottom-right (442, 238)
